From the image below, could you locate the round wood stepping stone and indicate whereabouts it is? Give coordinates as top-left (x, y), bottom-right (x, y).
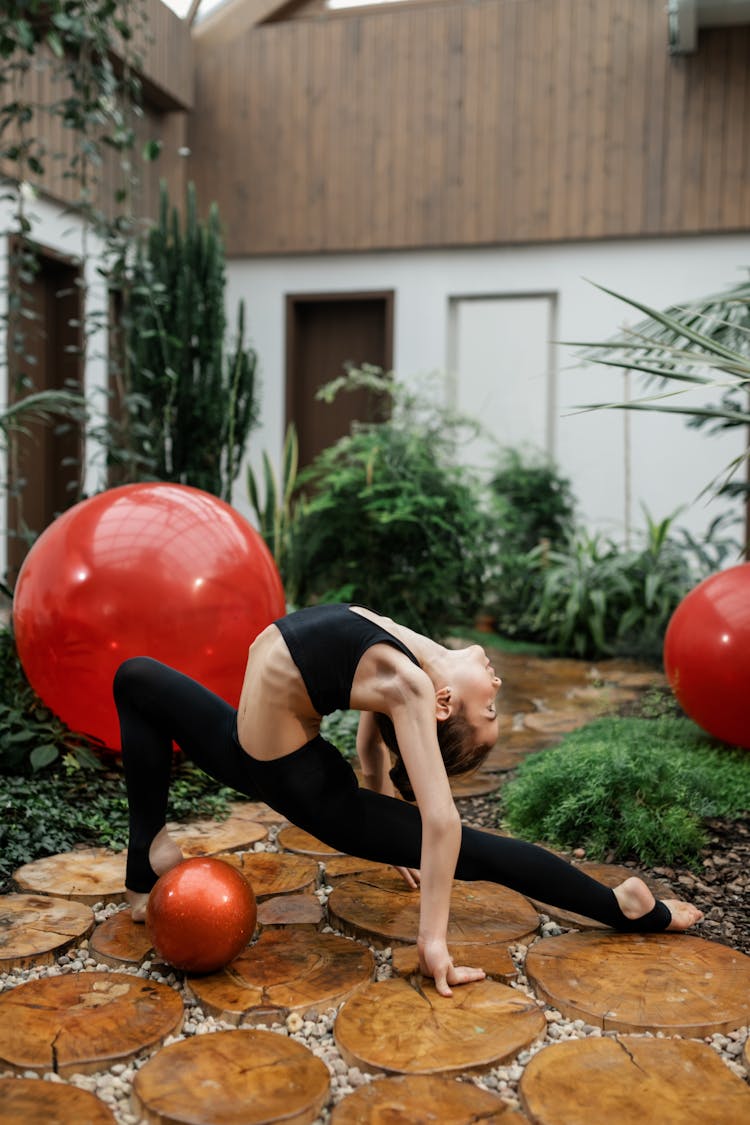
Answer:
top-left (328, 870), bottom-right (539, 948)
top-left (227, 799), bottom-right (288, 825)
top-left (330, 1073), bottom-right (522, 1123)
top-left (523, 711), bottom-right (589, 734)
top-left (526, 931), bottom-right (750, 1035)
top-left (256, 892), bottom-right (323, 928)
top-left (450, 771), bottom-right (501, 797)
top-left (323, 855), bottom-right (389, 881)
top-left (13, 848), bottom-right (127, 905)
top-left (392, 941), bottom-right (517, 983)
top-left (529, 863), bottom-right (674, 931)
top-left (168, 814), bottom-right (267, 856)
top-left (0, 894), bottom-right (95, 969)
top-left (132, 1027), bottom-right (329, 1125)
top-left (564, 685), bottom-right (638, 707)
top-left (335, 977), bottom-right (546, 1075)
top-left (186, 928), bottom-right (375, 1023)
top-left (0, 1077), bottom-right (117, 1123)
top-left (89, 908), bottom-right (155, 968)
top-left (277, 825), bottom-right (344, 856)
top-left (0, 971), bottom-right (183, 1076)
top-left (222, 850), bottom-right (319, 899)
top-left (519, 1035), bottom-right (750, 1125)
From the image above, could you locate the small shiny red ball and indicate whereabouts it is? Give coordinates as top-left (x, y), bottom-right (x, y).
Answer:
top-left (146, 857), bottom-right (257, 973)
top-left (664, 563), bottom-right (750, 748)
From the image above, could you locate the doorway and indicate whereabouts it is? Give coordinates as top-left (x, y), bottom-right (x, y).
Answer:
top-left (285, 292), bottom-right (394, 469)
top-left (5, 241), bottom-right (83, 584)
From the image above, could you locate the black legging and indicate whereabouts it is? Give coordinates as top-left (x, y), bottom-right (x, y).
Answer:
top-left (113, 657), bottom-right (670, 931)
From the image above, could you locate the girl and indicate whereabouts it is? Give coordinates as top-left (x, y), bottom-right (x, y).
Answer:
top-left (115, 603), bottom-right (702, 997)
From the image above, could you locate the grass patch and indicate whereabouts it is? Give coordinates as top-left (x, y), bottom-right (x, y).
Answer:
top-left (0, 759), bottom-right (238, 892)
top-left (499, 715), bottom-right (750, 867)
top-left (445, 625), bottom-right (553, 656)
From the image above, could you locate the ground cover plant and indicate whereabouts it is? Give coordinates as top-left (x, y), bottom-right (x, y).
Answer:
top-left (499, 714), bottom-right (750, 867)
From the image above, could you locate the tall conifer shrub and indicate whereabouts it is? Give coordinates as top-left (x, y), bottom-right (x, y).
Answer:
top-left (124, 182), bottom-right (259, 500)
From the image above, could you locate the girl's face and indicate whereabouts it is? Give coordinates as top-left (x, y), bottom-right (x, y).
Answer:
top-left (447, 644), bottom-right (502, 746)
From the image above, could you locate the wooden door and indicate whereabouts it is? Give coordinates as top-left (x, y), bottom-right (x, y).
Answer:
top-left (286, 292), bottom-right (394, 469)
top-left (6, 244), bottom-right (83, 584)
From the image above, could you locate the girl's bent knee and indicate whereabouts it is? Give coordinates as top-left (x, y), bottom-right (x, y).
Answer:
top-left (113, 656), bottom-right (163, 701)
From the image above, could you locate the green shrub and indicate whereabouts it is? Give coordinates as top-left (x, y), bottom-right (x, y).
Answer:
top-left (499, 715), bottom-right (750, 866)
top-left (286, 370), bottom-right (490, 635)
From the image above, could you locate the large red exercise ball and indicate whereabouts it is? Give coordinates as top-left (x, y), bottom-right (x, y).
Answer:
top-left (664, 563), bottom-right (750, 748)
top-left (146, 857), bottom-right (257, 973)
top-left (12, 482), bottom-right (285, 751)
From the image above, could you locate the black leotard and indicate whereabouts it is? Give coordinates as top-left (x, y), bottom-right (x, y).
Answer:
top-left (274, 604), bottom-right (420, 715)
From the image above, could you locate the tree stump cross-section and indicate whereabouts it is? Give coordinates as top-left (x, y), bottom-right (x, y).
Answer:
top-left (0, 894), bottom-right (95, 970)
top-left (168, 815), bottom-right (267, 857)
top-left (334, 977), bottom-right (546, 1076)
top-left (525, 931), bottom-right (750, 1035)
top-left (89, 908), bottom-right (156, 969)
top-left (328, 870), bottom-right (539, 948)
top-left (132, 1028), bottom-right (330, 1125)
top-left (0, 971), bottom-right (183, 1077)
top-left (222, 851), bottom-right (320, 900)
top-left (13, 848), bottom-right (128, 906)
top-left (0, 1077), bottom-right (118, 1124)
top-left (519, 1035), bottom-right (750, 1125)
top-left (391, 941), bottom-right (517, 984)
top-left (277, 825), bottom-right (344, 857)
top-left (330, 1073), bottom-right (527, 1123)
top-left (186, 928), bottom-right (375, 1025)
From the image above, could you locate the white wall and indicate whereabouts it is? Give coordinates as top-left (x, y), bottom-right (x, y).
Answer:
top-left (227, 234), bottom-right (750, 548)
top-left (0, 187), bottom-right (110, 573)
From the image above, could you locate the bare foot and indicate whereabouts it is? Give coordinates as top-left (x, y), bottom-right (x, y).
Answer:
top-left (126, 828), bottom-right (184, 923)
top-left (613, 875), bottom-right (703, 932)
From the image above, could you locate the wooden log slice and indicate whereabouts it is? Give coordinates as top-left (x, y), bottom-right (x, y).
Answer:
top-left (595, 666), bottom-right (666, 689)
top-left (0, 1077), bottom-right (117, 1124)
top-left (256, 892), bottom-right (323, 928)
top-left (335, 977), bottom-right (546, 1075)
top-left (519, 1035), bottom-right (750, 1125)
top-left (89, 908), bottom-right (155, 968)
top-left (168, 815), bottom-right (267, 856)
top-left (330, 1074), bottom-right (521, 1123)
top-left (222, 851), bottom-right (319, 900)
top-left (0, 971), bottom-right (183, 1077)
top-left (323, 855), bottom-right (389, 881)
top-left (227, 800), bottom-right (288, 825)
top-left (328, 870), bottom-right (539, 948)
top-left (0, 894), bottom-right (94, 969)
top-left (13, 848), bottom-right (127, 906)
top-left (450, 772), bottom-right (501, 798)
top-left (523, 712), bottom-right (589, 734)
top-left (525, 931), bottom-right (750, 1035)
top-left (132, 1028), bottom-right (329, 1125)
top-left (277, 826), bottom-right (344, 856)
top-left (564, 685), bottom-right (637, 708)
top-left (392, 942), bottom-right (516, 983)
top-left (529, 863), bottom-right (674, 931)
top-left (186, 928), bottom-right (375, 1024)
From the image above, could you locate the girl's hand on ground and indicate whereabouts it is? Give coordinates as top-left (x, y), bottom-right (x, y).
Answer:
top-left (393, 865), bottom-right (420, 889)
top-left (418, 938), bottom-right (486, 997)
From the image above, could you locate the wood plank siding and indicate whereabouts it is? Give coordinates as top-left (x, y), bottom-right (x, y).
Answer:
top-left (0, 1), bottom-right (192, 221)
top-left (189, 0), bottom-right (750, 255)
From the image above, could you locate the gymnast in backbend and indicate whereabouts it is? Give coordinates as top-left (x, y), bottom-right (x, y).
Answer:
top-left (114, 603), bottom-right (702, 996)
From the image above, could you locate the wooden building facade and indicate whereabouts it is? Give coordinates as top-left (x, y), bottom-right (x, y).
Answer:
top-left (189, 0), bottom-right (750, 256)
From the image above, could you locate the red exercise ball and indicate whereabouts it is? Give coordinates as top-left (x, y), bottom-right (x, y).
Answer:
top-left (664, 563), bottom-right (750, 748)
top-left (12, 483), bottom-right (285, 750)
top-left (146, 857), bottom-right (257, 973)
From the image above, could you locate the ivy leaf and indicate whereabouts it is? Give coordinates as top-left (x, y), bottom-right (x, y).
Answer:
top-left (142, 138), bottom-right (162, 163)
top-left (30, 745), bottom-right (59, 772)
top-left (46, 30), bottom-right (64, 58)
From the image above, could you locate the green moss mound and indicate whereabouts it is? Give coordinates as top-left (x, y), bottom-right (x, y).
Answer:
top-left (500, 716), bottom-right (750, 867)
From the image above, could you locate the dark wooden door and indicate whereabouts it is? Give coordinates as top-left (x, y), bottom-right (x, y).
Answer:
top-left (286, 292), bottom-right (394, 469)
top-left (6, 246), bottom-right (83, 583)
